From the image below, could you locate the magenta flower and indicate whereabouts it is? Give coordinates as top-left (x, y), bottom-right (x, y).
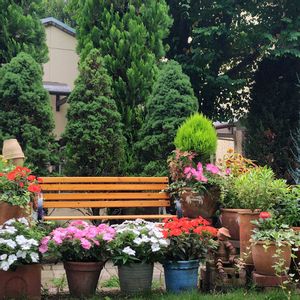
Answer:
top-left (206, 163), bottom-right (220, 174)
top-left (225, 168), bottom-right (231, 175)
top-left (80, 238), bottom-right (92, 250)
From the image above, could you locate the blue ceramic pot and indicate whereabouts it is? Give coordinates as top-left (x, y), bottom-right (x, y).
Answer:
top-left (164, 260), bottom-right (200, 293)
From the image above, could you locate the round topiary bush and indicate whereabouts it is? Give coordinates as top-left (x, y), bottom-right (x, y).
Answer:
top-left (174, 113), bottom-right (217, 161)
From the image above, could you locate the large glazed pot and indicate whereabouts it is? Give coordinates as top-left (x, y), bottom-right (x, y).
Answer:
top-left (164, 260), bottom-right (199, 293)
top-left (239, 209), bottom-right (260, 264)
top-left (252, 241), bottom-right (291, 276)
top-left (180, 187), bottom-right (219, 219)
top-left (219, 208), bottom-right (241, 240)
top-left (0, 202), bottom-right (29, 225)
top-left (64, 261), bottom-right (104, 297)
top-left (0, 264), bottom-right (41, 300)
top-left (118, 263), bottom-right (153, 294)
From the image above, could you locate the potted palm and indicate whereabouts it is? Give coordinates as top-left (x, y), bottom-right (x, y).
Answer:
top-left (0, 218), bottom-right (44, 299)
top-left (39, 220), bottom-right (116, 298)
top-left (161, 216), bottom-right (218, 293)
top-left (109, 219), bottom-right (168, 294)
top-left (0, 159), bottom-right (42, 224)
top-left (251, 212), bottom-right (300, 276)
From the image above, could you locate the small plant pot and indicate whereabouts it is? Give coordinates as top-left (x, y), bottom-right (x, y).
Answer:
top-left (219, 208), bottom-right (241, 240)
top-left (118, 263), bottom-right (153, 294)
top-left (251, 241), bottom-right (291, 276)
top-left (180, 187), bottom-right (219, 219)
top-left (63, 261), bottom-right (104, 297)
top-left (164, 260), bottom-right (199, 293)
top-left (0, 264), bottom-right (41, 300)
top-left (239, 209), bottom-right (260, 264)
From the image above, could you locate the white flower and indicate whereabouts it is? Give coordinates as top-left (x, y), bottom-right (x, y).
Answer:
top-left (122, 246), bottom-right (136, 256)
top-left (16, 250), bottom-right (27, 259)
top-left (30, 252), bottom-right (39, 263)
top-left (4, 218), bottom-right (16, 226)
top-left (0, 238), bottom-right (6, 244)
top-left (8, 255), bottom-right (17, 265)
top-left (5, 226), bottom-right (17, 234)
top-left (6, 239), bottom-right (17, 248)
top-left (153, 230), bottom-right (163, 239)
top-left (151, 243), bottom-right (161, 252)
top-left (0, 254), bottom-right (7, 260)
top-left (141, 235), bottom-right (150, 243)
top-left (133, 237), bottom-right (143, 245)
top-left (150, 237), bottom-right (158, 244)
top-left (159, 239), bottom-right (170, 247)
top-left (16, 235), bottom-right (28, 245)
top-left (28, 239), bottom-right (39, 246)
top-left (0, 261), bottom-right (10, 271)
top-left (21, 243), bottom-right (32, 250)
top-left (17, 218), bottom-right (29, 226)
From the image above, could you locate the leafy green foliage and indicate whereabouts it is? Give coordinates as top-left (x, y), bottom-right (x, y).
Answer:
top-left (136, 60), bottom-right (198, 175)
top-left (230, 167), bottom-right (289, 211)
top-left (39, 0), bottom-right (77, 27)
top-left (245, 58), bottom-right (300, 179)
top-left (74, 0), bottom-right (173, 165)
top-left (0, 0), bottom-right (48, 65)
top-left (167, 0), bottom-right (300, 120)
top-left (0, 53), bottom-right (56, 174)
top-left (63, 49), bottom-right (125, 176)
top-left (174, 113), bottom-right (217, 162)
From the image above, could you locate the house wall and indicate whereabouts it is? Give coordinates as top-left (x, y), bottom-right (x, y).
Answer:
top-left (43, 25), bottom-right (79, 139)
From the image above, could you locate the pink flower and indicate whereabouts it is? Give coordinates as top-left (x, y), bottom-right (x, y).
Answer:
top-left (41, 236), bottom-right (51, 245)
top-left (39, 244), bottom-right (48, 254)
top-left (70, 220), bottom-right (89, 227)
top-left (80, 238), bottom-right (92, 250)
top-left (196, 162), bottom-right (203, 173)
top-left (206, 164), bottom-right (220, 174)
top-left (53, 235), bottom-right (63, 245)
top-left (225, 168), bottom-right (231, 175)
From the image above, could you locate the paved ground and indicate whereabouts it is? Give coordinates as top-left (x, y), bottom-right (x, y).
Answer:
top-left (42, 261), bottom-right (165, 294)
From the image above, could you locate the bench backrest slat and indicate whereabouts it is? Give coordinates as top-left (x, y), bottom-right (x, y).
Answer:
top-left (41, 177), bottom-right (168, 183)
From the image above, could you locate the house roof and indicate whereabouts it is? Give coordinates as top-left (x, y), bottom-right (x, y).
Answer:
top-left (43, 81), bottom-right (71, 95)
top-left (41, 17), bottom-right (76, 36)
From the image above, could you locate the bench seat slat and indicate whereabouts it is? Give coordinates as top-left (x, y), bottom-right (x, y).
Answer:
top-left (42, 192), bottom-right (169, 200)
top-left (43, 200), bottom-right (170, 208)
top-left (44, 214), bottom-right (174, 221)
top-left (41, 177), bottom-right (168, 183)
top-left (41, 183), bottom-right (167, 191)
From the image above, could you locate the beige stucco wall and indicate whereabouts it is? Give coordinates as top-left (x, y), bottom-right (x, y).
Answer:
top-left (43, 25), bottom-right (78, 139)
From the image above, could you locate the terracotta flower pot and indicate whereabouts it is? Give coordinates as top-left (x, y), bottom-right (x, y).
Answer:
top-left (252, 241), bottom-right (291, 276)
top-left (180, 187), bottom-right (219, 219)
top-left (0, 202), bottom-right (30, 225)
top-left (0, 264), bottom-right (41, 300)
top-left (219, 208), bottom-right (241, 240)
top-left (64, 261), bottom-right (104, 297)
top-left (239, 209), bottom-right (260, 264)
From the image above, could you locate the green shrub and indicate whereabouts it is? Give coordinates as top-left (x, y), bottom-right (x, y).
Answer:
top-left (174, 113), bottom-right (217, 161)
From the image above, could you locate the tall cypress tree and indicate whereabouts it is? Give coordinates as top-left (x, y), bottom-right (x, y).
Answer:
top-left (74, 1), bottom-right (172, 156)
top-left (136, 60), bottom-right (198, 175)
top-left (0, 53), bottom-right (56, 174)
top-left (63, 49), bottom-right (126, 176)
top-left (245, 57), bottom-right (300, 179)
top-left (0, 0), bottom-right (48, 65)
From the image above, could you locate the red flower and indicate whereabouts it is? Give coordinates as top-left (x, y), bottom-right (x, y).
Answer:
top-left (19, 182), bottom-right (24, 188)
top-left (28, 184), bottom-right (41, 193)
top-left (259, 212), bottom-right (271, 219)
top-left (37, 177), bottom-right (43, 183)
top-left (0, 172), bottom-right (4, 177)
top-left (169, 228), bottom-right (182, 236)
top-left (27, 175), bottom-right (36, 181)
top-left (162, 230), bottom-right (169, 238)
top-left (7, 171), bottom-right (17, 181)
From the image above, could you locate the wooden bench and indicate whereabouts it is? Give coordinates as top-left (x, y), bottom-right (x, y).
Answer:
top-left (38, 177), bottom-right (173, 221)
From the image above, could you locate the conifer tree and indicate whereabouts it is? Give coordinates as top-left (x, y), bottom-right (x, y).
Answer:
top-left (136, 60), bottom-right (198, 175)
top-left (245, 57), bottom-right (300, 179)
top-left (74, 1), bottom-right (172, 156)
top-left (0, 53), bottom-right (56, 174)
top-left (63, 49), bottom-right (126, 176)
top-left (0, 0), bottom-right (48, 65)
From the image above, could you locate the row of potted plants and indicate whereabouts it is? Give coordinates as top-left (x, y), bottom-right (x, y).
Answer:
top-left (0, 216), bottom-right (218, 298)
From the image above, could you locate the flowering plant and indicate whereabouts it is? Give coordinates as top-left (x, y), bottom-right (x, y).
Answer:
top-left (39, 220), bottom-right (116, 262)
top-left (166, 149), bottom-right (228, 197)
top-left (0, 164), bottom-right (42, 207)
top-left (161, 216), bottom-right (218, 261)
top-left (251, 212), bottom-right (300, 246)
top-left (0, 218), bottom-right (43, 271)
top-left (109, 219), bottom-right (169, 266)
